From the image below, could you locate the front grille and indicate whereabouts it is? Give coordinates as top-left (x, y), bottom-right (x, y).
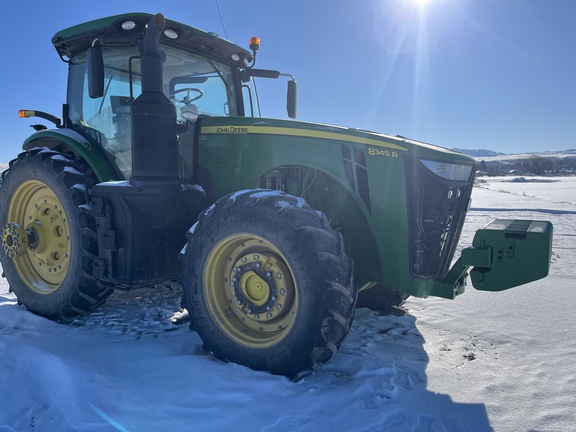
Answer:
top-left (404, 156), bottom-right (475, 279)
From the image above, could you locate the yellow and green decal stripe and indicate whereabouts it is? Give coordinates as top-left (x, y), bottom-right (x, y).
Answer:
top-left (200, 125), bottom-right (408, 152)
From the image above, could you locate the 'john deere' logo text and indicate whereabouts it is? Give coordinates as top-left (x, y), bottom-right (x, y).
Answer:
top-left (215, 126), bottom-right (249, 134)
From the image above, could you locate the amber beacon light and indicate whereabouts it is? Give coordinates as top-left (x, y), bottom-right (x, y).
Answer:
top-left (249, 36), bottom-right (260, 51)
top-left (18, 110), bottom-right (34, 118)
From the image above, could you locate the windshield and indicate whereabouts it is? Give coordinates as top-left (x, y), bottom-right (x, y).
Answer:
top-left (67, 44), bottom-right (238, 178)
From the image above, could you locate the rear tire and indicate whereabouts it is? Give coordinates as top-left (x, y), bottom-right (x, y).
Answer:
top-left (0, 148), bottom-right (113, 320)
top-left (180, 190), bottom-right (357, 377)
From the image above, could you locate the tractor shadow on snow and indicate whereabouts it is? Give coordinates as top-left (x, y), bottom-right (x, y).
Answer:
top-left (70, 283), bottom-right (494, 431)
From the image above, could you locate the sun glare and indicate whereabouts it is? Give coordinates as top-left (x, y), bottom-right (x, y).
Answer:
top-left (370, 0), bottom-right (437, 134)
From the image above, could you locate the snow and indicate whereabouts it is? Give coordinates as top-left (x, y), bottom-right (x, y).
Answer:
top-left (1, 177), bottom-right (575, 431)
top-left (72, 183), bottom-right (86, 192)
top-left (222, 188), bottom-right (307, 209)
top-left (95, 180), bottom-right (132, 187)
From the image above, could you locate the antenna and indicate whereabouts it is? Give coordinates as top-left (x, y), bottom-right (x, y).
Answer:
top-left (214, 0), bottom-right (228, 39)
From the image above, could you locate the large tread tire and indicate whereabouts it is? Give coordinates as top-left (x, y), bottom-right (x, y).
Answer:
top-left (356, 284), bottom-right (409, 311)
top-left (0, 148), bottom-right (113, 321)
top-left (179, 190), bottom-right (357, 377)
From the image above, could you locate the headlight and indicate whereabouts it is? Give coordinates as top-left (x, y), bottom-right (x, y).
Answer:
top-left (420, 159), bottom-right (473, 181)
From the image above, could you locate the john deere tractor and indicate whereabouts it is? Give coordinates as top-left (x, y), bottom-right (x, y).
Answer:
top-left (0, 13), bottom-right (553, 377)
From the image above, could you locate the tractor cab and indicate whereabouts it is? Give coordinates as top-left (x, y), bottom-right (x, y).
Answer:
top-left (71, 43), bottom-right (245, 179)
top-left (52, 13), bottom-right (293, 180)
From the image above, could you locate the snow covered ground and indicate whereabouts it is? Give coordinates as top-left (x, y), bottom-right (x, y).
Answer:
top-left (1, 176), bottom-right (575, 431)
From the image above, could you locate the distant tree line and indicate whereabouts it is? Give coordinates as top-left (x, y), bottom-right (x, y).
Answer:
top-left (478, 156), bottom-right (576, 176)
top-left (523, 155), bottom-right (550, 175)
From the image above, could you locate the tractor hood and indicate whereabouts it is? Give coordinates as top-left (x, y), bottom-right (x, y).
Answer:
top-left (199, 116), bottom-right (477, 165)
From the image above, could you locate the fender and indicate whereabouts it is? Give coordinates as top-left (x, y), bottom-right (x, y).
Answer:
top-left (22, 128), bottom-right (120, 181)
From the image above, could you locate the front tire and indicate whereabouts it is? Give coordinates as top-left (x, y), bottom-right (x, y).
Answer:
top-left (180, 190), bottom-right (356, 377)
top-left (0, 149), bottom-right (113, 320)
top-left (356, 284), bottom-right (409, 311)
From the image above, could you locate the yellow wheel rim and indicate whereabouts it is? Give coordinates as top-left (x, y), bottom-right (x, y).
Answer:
top-left (6, 180), bottom-right (71, 294)
top-left (204, 234), bottom-right (297, 348)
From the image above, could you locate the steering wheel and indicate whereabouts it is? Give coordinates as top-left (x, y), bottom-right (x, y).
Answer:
top-left (173, 87), bottom-right (203, 103)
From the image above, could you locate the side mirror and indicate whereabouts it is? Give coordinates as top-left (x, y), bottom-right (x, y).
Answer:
top-left (87, 44), bottom-right (104, 99)
top-left (287, 80), bottom-right (297, 119)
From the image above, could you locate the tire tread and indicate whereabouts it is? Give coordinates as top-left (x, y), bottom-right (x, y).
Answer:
top-left (0, 148), bottom-right (113, 321)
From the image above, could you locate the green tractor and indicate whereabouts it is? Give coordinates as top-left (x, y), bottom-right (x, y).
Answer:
top-left (0, 13), bottom-right (552, 377)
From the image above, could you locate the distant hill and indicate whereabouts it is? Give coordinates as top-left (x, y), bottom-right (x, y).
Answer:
top-left (453, 148), bottom-right (576, 161)
top-left (451, 148), bottom-right (576, 175)
top-left (452, 148), bottom-right (506, 158)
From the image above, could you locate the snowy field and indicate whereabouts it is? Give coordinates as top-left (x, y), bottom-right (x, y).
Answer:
top-left (1, 176), bottom-right (575, 432)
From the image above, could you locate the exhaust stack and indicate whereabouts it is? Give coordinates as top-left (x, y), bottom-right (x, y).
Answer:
top-left (130, 13), bottom-right (179, 183)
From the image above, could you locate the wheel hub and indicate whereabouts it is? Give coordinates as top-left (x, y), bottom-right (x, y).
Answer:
top-left (233, 257), bottom-right (278, 315)
top-left (2, 222), bottom-right (29, 258)
top-left (241, 271), bottom-right (270, 305)
top-left (229, 248), bottom-right (294, 326)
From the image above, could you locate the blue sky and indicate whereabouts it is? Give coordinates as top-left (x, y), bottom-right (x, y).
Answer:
top-left (1, 0), bottom-right (574, 162)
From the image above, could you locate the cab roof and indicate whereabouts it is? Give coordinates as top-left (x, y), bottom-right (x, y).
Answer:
top-left (51, 12), bottom-right (253, 65)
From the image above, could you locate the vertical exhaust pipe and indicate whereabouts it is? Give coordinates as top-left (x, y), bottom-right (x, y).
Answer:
top-left (131, 13), bottom-right (179, 184)
top-left (141, 13), bottom-right (165, 93)
top-left (90, 14), bottom-right (208, 288)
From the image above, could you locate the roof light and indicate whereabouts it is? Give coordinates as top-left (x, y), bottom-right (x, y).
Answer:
top-left (18, 110), bottom-right (34, 118)
top-left (121, 20), bottom-right (136, 31)
top-left (163, 28), bottom-right (179, 39)
top-left (249, 36), bottom-right (260, 51)
top-left (231, 53), bottom-right (240, 62)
